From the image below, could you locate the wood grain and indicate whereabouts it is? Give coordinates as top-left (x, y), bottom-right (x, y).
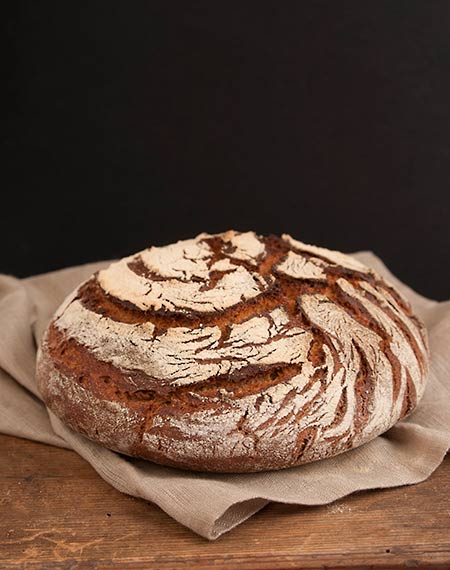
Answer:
top-left (0, 434), bottom-right (448, 569)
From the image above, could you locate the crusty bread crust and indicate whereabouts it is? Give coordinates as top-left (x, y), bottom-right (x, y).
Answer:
top-left (36, 231), bottom-right (429, 472)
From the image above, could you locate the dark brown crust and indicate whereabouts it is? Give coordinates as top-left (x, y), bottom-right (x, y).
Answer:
top-left (45, 321), bottom-right (305, 405)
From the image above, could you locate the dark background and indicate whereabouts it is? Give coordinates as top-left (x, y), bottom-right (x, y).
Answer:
top-left (4, 2), bottom-right (450, 299)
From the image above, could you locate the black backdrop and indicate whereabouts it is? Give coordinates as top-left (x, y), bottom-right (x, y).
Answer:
top-left (4, 2), bottom-right (450, 299)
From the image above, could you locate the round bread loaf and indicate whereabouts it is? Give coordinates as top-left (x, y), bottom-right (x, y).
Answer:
top-left (36, 231), bottom-right (429, 472)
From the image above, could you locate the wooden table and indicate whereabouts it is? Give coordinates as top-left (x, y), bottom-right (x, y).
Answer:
top-left (0, 434), bottom-right (449, 569)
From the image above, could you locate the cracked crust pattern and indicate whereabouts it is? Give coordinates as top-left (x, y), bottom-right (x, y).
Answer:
top-left (35, 230), bottom-right (430, 472)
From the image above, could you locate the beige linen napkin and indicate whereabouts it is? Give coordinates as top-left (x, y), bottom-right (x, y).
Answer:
top-left (0, 252), bottom-right (449, 540)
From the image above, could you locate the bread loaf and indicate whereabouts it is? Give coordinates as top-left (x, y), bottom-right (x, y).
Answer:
top-left (36, 231), bottom-right (429, 472)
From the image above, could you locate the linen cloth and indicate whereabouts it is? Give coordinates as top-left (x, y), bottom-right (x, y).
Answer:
top-left (0, 252), bottom-right (449, 540)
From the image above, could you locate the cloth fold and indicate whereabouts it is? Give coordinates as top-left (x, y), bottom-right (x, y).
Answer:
top-left (0, 252), bottom-right (449, 540)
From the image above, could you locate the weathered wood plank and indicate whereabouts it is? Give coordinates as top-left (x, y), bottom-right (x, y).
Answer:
top-left (0, 435), bottom-right (449, 569)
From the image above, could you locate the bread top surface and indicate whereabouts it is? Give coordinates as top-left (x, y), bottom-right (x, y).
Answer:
top-left (39, 230), bottom-right (430, 470)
